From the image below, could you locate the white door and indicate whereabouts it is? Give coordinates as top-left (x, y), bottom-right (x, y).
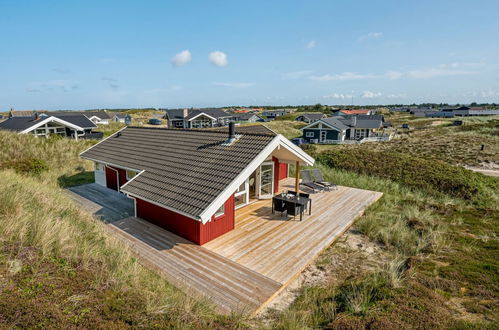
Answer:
top-left (94, 162), bottom-right (106, 187)
top-left (320, 131), bottom-right (327, 142)
top-left (256, 162), bottom-right (274, 199)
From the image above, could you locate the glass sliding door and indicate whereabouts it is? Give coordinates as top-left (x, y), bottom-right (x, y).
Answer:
top-left (258, 162), bottom-right (274, 199)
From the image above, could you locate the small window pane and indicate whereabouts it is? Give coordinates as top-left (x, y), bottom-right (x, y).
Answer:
top-left (215, 205), bottom-right (224, 217)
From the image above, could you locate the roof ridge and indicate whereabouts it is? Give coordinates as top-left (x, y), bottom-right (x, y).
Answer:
top-left (126, 125), bottom-right (275, 136)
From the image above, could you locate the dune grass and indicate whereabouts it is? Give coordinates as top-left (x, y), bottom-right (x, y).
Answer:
top-left (0, 131), bottom-right (248, 328)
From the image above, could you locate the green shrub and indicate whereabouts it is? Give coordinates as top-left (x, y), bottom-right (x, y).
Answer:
top-left (1, 157), bottom-right (49, 176)
top-left (316, 149), bottom-right (498, 205)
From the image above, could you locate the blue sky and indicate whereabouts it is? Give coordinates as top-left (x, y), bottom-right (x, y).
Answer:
top-left (1, 0), bottom-right (498, 109)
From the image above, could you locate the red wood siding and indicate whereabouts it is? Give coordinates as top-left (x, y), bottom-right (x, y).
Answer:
top-left (105, 166), bottom-right (128, 191)
top-left (136, 198), bottom-right (200, 243)
top-left (117, 168), bottom-right (127, 188)
top-left (199, 195), bottom-right (235, 245)
top-left (135, 194), bottom-right (235, 245)
top-left (272, 157), bottom-right (289, 193)
top-left (105, 167), bottom-right (118, 191)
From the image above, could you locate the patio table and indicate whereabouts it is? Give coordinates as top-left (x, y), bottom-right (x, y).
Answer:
top-left (272, 194), bottom-right (312, 221)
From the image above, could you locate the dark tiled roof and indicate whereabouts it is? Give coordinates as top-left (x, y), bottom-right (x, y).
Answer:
top-left (164, 108), bottom-right (232, 121)
top-left (0, 115), bottom-right (96, 131)
top-left (320, 117), bottom-right (349, 130)
top-left (297, 113), bottom-right (326, 121)
top-left (81, 127), bottom-right (276, 220)
top-left (186, 109), bottom-right (232, 120)
top-left (49, 111), bottom-right (111, 119)
top-left (337, 115), bottom-right (384, 129)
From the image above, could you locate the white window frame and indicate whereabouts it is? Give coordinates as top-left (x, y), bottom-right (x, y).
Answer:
top-left (214, 204), bottom-right (225, 218)
top-left (305, 131), bottom-right (314, 138)
top-left (126, 170), bottom-right (138, 180)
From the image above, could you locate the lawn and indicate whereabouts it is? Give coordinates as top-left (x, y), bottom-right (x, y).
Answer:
top-left (0, 116), bottom-right (497, 328)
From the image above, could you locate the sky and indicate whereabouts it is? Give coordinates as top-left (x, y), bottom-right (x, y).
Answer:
top-left (1, 0), bottom-right (499, 110)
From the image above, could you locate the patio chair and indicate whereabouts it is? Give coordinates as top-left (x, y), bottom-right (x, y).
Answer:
top-left (272, 197), bottom-right (287, 218)
top-left (312, 169), bottom-right (338, 191)
top-left (300, 170), bottom-right (325, 193)
top-left (287, 190), bottom-right (310, 214)
top-left (287, 190), bottom-right (310, 199)
top-left (286, 200), bottom-right (303, 221)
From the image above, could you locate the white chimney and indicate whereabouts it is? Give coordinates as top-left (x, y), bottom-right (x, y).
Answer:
top-left (183, 108), bottom-right (189, 118)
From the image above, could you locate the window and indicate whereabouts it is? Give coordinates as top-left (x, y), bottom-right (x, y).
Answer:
top-left (306, 132), bottom-right (314, 138)
top-left (126, 170), bottom-right (138, 180)
top-left (214, 204), bottom-right (225, 218)
top-left (174, 121), bottom-right (184, 128)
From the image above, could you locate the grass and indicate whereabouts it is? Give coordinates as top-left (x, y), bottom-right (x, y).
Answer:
top-left (1, 115), bottom-right (498, 328)
top-left (0, 130), bottom-right (247, 328)
top-left (316, 114), bottom-right (499, 166)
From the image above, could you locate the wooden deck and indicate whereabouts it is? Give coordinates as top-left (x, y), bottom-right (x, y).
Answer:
top-left (77, 178), bottom-right (382, 314)
top-left (108, 217), bottom-right (281, 314)
top-left (204, 178), bottom-right (383, 285)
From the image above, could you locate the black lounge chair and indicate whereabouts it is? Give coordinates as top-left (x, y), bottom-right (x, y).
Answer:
top-left (272, 197), bottom-right (287, 218)
top-left (312, 169), bottom-right (338, 191)
top-left (300, 170), bottom-right (325, 193)
top-left (286, 200), bottom-right (303, 221)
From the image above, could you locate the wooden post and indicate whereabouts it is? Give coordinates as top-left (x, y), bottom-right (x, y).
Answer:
top-left (295, 161), bottom-right (300, 194)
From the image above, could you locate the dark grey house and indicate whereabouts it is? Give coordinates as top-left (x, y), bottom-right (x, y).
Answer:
top-left (0, 114), bottom-right (100, 139)
top-left (295, 113), bottom-right (327, 123)
top-left (261, 109), bottom-right (294, 119)
top-left (232, 113), bottom-right (265, 123)
top-left (163, 108), bottom-right (234, 128)
top-left (301, 115), bottom-right (389, 144)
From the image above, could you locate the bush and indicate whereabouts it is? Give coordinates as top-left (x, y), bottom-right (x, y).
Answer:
top-left (316, 149), bottom-right (498, 205)
top-left (1, 157), bottom-right (49, 176)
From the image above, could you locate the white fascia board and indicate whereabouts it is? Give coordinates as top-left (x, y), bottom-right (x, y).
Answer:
top-left (187, 112), bottom-right (216, 121)
top-left (119, 169), bottom-right (146, 191)
top-left (198, 135), bottom-right (281, 223)
top-left (20, 116), bottom-right (83, 134)
top-left (79, 126), bottom-right (128, 156)
top-left (301, 120), bottom-right (344, 132)
top-left (278, 135), bottom-right (315, 166)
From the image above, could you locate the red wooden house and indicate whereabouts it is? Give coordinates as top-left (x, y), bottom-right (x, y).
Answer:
top-left (80, 123), bottom-right (314, 245)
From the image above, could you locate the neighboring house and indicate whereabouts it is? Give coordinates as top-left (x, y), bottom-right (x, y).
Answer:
top-left (0, 113), bottom-right (100, 140)
top-left (113, 113), bottom-right (132, 124)
top-left (410, 107), bottom-right (434, 117)
top-left (9, 109), bottom-right (48, 117)
top-left (80, 123), bottom-right (314, 245)
top-left (232, 113), bottom-right (265, 123)
top-left (447, 107), bottom-right (499, 116)
top-left (336, 109), bottom-right (375, 116)
top-left (49, 111), bottom-right (111, 125)
top-left (426, 111), bottom-right (455, 118)
top-left (163, 108), bottom-right (235, 128)
top-left (301, 115), bottom-right (388, 144)
top-left (261, 109), bottom-right (294, 119)
top-left (295, 113), bottom-right (327, 123)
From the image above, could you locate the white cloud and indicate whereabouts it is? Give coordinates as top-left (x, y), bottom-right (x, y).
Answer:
top-left (307, 40), bottom-right (316, 49)
top-left (213, 82), bottom-right (254, 88)
top-left (171, 50), bottom-right (192, 67)
top-left (387, 93), bottom-right (406, 99)
top-left (359, 32), bottom-right (383, 41)
top-left (309, 72), bottom-right (377, 81)
top-left (283, 70), bottom-right (313, 79)
top-left (208, 51), bottom-right (228, 67)
top-left (323, 93), bottom-right (353, 99)
top-left (361, 90), bottom-right (382, 98)
top-left (385, 71), bottom-right (404, 80)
